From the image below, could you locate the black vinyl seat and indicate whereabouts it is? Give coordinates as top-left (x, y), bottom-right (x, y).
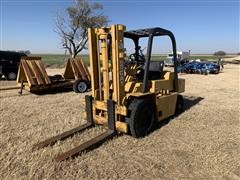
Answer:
top-left (136, 61), bottom-right (164, 80)
top-left (147, 61), bottom-right (165, 80)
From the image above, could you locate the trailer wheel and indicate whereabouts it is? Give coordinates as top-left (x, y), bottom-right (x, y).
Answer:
top-left (175, 95), bottom-right (184, 116)
top-left (126, 99), bottom-right (155, 138)
top-left (73, 79), bottom-right (88, 93)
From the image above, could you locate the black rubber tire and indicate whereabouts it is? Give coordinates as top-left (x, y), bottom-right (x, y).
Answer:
top-left (126, 99), bottom-right (155, 138)
top-left (175, 95), bottom-right (184, 116)
top-left (6, 72), bottom-right (17, 80)
top-left (214, 68), bottom-right (220, 74)
top-left (73, 79), bottom-right (88, 93)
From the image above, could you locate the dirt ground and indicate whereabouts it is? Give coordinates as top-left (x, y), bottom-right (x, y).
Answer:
top-left (223, 55), bottom-right (240, 63)
top-left (0, 64), bottom-right (239, 179)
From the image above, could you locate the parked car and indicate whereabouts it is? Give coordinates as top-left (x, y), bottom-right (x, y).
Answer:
top-left (0, 51), bottom-right (27, 80)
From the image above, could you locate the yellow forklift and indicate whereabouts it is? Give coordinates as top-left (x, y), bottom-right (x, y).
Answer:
top-left (33, 24), bottom-right (185, 161)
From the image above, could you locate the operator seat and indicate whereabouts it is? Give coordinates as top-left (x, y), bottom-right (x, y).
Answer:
top-left (147, 61), bottom-right (165, 80)
top-left (136, 61), bottom-right (165, 80)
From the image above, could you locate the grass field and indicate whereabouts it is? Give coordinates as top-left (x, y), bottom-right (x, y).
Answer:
top-left (33, 54), bottom-right (90, 68)
top-left (33, 54), bottom-right (235, 68)
top-left (0, 64), bottom-right (239, 179)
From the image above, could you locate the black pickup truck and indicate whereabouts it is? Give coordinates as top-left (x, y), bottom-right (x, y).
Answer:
top-left (0, 51), bottom-right (27, 80)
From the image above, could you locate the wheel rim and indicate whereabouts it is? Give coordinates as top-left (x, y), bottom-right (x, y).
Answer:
top-left (8, 72), bottom-right (16, 80)
top-left (77, 81), bottom-right (87, 92)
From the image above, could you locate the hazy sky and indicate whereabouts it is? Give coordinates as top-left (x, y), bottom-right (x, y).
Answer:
top-left (0, 0), bottom-right (239, 54)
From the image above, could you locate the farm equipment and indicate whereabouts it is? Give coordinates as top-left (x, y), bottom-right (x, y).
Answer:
top-left (16, 56), bottom-right (90, 93)
top-left (33, 24), bottom-right (185, 161)
top-left (178, 61), bottom-right (220, 74)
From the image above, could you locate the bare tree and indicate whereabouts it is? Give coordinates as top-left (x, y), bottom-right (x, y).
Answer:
top-left (56, 0), bottom-right (108, 58)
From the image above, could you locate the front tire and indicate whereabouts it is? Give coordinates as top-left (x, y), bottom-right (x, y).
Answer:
top-left (126, 99), bottom-right (155, 138)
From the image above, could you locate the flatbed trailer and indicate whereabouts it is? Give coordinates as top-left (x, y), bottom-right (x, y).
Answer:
top-left (16, 56), bottom-right (90, 94)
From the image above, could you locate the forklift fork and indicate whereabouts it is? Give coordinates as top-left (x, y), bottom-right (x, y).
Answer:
top-left (33, 95), bottom-right (117, 161)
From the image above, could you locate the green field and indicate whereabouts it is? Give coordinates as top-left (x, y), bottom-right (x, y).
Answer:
top-left (33, 54), bottom-right (90, 68)
top-left (33, 54), bottom-right (233, 68)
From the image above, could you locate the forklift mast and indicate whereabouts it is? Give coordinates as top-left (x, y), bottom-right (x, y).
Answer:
top-left (88, 24), bottom-right (126, 106)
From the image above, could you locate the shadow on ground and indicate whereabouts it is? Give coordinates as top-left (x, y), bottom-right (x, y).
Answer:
top-left (30, 87), bottom-right (74, 95)
top-left (152, 96), bottom-right (204, 132)
top-left (183, 96), bottom-right (204, 111)
top-left (31, 87), bottom-right (92, 95)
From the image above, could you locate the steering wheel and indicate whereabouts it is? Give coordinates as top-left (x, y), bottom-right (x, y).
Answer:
top-left (128, 53), bottom-right (136, 62)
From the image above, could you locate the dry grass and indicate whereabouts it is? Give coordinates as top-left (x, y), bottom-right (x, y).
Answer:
top-left (223, 55), bottom-right (240, 64)
top-left (0, 64), bottom-right (239, 179)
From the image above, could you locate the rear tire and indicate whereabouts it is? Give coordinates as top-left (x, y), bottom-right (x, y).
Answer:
top-left (126, 99), bottom-right (155, 138)
top-left (73, 79), bottom-right (88, 93)
top-left (175, 95), bottom-right (184, 116)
